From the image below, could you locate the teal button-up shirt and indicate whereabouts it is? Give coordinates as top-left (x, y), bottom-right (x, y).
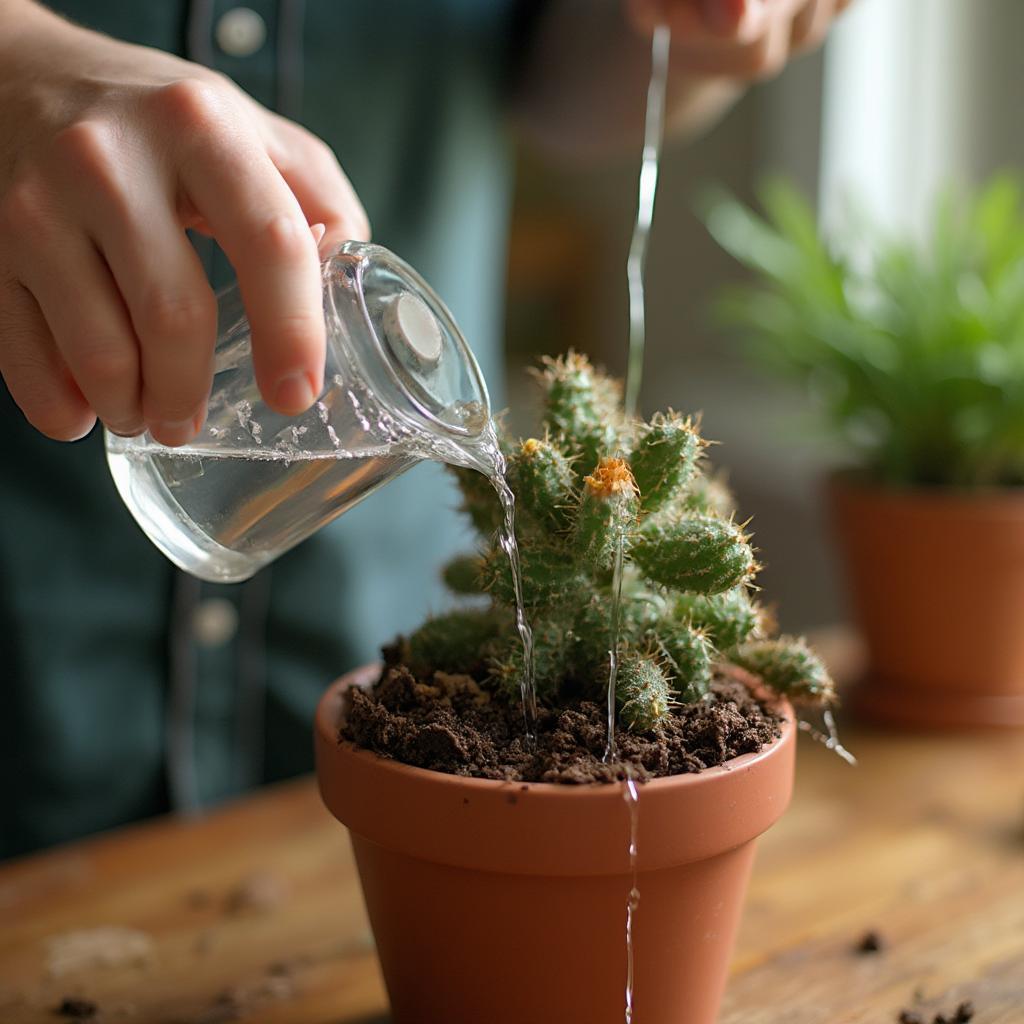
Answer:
top-left (1, 0), bottom-right (526, 857)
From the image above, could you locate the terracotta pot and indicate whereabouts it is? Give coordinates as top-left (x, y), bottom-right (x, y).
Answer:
top-left (827, 474), bottom-right (1024, 728)
top-left (315, 667), bottom-right (796, 1024)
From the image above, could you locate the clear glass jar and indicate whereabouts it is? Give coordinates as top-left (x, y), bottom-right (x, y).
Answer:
top-left (106, 242), bottom-right (490, 583)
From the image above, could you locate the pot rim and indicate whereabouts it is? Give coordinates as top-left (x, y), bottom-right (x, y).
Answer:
top-left (317, 666), bottom-right (792, 796)
top-left (315, 667), bottom-right (797, 875)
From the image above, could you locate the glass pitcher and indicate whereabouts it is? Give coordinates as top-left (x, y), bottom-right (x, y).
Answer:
top-left (106, 242), bottom-right (490, 584)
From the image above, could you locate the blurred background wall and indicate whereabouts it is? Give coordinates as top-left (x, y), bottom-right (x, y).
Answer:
top-left (501, 0), bottom-right (1024, 633)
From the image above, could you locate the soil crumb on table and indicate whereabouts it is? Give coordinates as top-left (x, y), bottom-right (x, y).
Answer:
top-left (224, 872), bottom-right (288, 915)
top-left (856, 929), bottom-right (886, 954)
top-left (194, 970), bottom-right (296, 1023)
top-left (54, 998), bottom-right (97, 1019)
top-left (342, 663), bottom-right (783, 783)
top-left (944, 1003), bottom-right (974, 1024)
top-left (898, 1002), bottom-right (975, 1024)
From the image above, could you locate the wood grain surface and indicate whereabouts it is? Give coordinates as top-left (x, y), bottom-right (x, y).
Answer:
top-left (2, 642), bottom-right (1023, 1023)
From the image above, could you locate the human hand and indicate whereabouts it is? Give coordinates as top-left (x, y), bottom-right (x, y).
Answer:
top-left (0, 3), bottom-right (368, 445)
top-left (626, 0), bottom-right (852, 80)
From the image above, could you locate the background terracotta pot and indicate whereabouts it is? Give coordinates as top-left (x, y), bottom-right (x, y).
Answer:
top-left (827, 474), bottom-right (1024, 728)
top-left (316, 667), bottom-right (795, 1024)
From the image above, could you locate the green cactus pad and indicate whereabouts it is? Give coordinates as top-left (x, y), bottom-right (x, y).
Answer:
top-left (630, 412), bottom-right (703, 513)
top-left (656, 622), bottom-right (713, 703)
top-left (682, 471), bottom-right (737, 518)
top-left (507, 437), bottom-right (576, 534)
top-left (620, 577), bottom-right (669, 637)
top-left (403, 609), bottom-right (507, 678)
top-left (616, 652), bottom-right (674, 731)
top-left (480, 542), bottom-right (581, 610)
top-left (633, 515), bottom-right (756, 594)
top-left (731, 636), bottom-right (836, 705)
top-left (489, 616), bottom-right (571, 700)
top-left (441, 553), bottom-right (485, 596)
top-left (561, 589), bottom-right (658, 698)
top-left (674, 587), bottom-right (763, 650)
top-left (537, 351), bottom-right (622, 473)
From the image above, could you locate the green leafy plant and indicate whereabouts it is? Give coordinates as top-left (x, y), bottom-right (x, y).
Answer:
top-left (703, 175), bottom-right (1024, 487)
top-left (400, 352), bottom-right (834, 729)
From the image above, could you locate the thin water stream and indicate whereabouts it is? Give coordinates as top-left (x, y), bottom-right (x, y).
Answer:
top-left (624, 24), bottom-right (672, 420)
top-left (606, 22), bottom-right (671, 761)
top-left (798, 708), bottom-right (857, 765)
top-left (432, 420), bottom-right (538, 742)
top-left (604, 535), bottom-right (628, 763)
top-left (614, 25), bottom-right (672, 1024)
top-left (398, 419), bottom-right (540, 742)
top-left (622, 772), bottom-right (641, 1024)
top-left (608, 24), bottom-right (859, 1022)
top-left (490, 473), bottom-right (539, 741)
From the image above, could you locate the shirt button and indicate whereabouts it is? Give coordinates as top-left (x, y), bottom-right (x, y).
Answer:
top-left (215, 7), bottom-right (267, 58)
top-left (193, 598), bottom-right (240, 648)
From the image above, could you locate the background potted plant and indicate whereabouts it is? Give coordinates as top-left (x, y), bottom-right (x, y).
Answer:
top-left (316, 353), bottom-right (833, 1024)
top-left (705, 175), bottom-right (1024, 727)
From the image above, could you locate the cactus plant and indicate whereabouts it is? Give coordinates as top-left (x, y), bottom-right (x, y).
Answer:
top-left (403, 351), bottom-right (834, 729)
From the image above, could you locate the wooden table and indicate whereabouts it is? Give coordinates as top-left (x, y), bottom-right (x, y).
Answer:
top-left (2, 678), bottom-right (1024, 1021)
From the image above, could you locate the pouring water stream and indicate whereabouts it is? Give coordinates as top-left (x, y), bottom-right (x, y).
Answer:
top-left (604, 24), bottom-right (671, 766)
top-left (611, 25), bottom-right (671, 1023)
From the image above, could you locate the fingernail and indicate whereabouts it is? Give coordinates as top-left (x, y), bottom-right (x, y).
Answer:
top-left (310, 222), bottom-right (327, 247)
top-left (68, 419), bottom-right (98, 443)
top-left (273, 371), bottom-right (318, 414)
top-left (153, 417), bottom-right (198, 447)
top-left (107, 420), bottom-right (147, 438)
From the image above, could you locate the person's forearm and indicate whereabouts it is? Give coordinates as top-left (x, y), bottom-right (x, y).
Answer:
top-left (513, 0), bottom-right (742, 161)
top-left (0, 0), bottom-right (70, 58)
top-left (0, 0), bottom-right (46, 31)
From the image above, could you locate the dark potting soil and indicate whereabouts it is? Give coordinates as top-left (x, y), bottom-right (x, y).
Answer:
top-left (341, 662), bottom-right (784, 784)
